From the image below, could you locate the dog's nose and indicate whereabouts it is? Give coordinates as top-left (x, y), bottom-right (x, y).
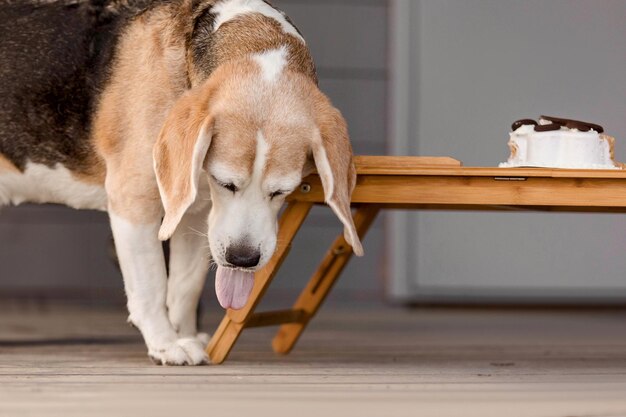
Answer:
top-left (225, 245), bottom-right (261, 269)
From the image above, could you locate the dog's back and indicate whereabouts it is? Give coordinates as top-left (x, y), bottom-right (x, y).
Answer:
top-left (0, 1), bottom-right (175, 176)
top-left (1, 1), bottom-right (109, 174)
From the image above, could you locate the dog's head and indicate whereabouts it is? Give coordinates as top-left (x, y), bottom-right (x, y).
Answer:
top-left (153, 53), bottom-right (362, 307)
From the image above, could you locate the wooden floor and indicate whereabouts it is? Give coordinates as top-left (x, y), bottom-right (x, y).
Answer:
top-left (1, 301), bottom-right (626, 417)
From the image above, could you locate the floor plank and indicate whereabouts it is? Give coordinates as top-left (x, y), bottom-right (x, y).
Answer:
top-left (1, 302), bottom-right (626, 416)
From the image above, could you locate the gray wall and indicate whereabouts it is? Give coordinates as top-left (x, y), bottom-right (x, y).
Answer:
top-left (391, 0), bottom-right (626, 302)
top-left (0, 0), bottom-right (389, 305)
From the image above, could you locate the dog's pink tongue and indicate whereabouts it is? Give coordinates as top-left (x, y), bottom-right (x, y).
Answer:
top-left (215, 267), bottom-right (255, 310)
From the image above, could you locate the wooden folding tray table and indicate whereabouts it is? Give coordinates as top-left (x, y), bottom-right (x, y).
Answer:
top-left (207, 156), bottom-right (626, 364)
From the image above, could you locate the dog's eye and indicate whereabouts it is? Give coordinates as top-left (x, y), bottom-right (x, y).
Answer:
top-left (221, 183), bottom-right (238, 193)
top-left (213, 176), bottom-right (239, 193)
top-left (269, 190), bottom-right (286, 200)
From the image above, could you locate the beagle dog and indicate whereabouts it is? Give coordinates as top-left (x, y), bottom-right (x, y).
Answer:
top-left (0, 0), bottom-right (362, 365)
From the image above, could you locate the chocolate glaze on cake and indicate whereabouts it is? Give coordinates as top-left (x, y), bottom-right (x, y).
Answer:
top-left (511, 117), bottom-right (605, 134)
top-left (511, 119), bottom-right (537, 131)
top-left (540, 116), bottom-right (604, 134)
top-left (534, 123), bottom-right (561, 132)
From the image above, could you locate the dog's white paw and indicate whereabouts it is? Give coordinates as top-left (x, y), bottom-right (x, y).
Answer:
top-left (148, 338), bottom-right (208, 366)
top-left (176, 337), bottom-right (210, 365)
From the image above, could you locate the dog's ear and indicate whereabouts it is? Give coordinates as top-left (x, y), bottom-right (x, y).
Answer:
top-left (153, 86), bottom-right (216, 241)
top-left (311, 92), bottom-right (364, 256)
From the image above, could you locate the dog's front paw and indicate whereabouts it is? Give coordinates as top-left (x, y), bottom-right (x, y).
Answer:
top-left (148, 338), bottom-right (208, 366)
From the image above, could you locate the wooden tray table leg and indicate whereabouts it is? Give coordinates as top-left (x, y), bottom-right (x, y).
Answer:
top-left (207, 201), bottom-right (313, 364)
top-left (272, 204), bottom-right (380, 355)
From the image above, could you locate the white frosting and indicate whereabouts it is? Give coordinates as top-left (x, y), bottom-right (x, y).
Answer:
top-left (499, 124), bottom-right (619, 169)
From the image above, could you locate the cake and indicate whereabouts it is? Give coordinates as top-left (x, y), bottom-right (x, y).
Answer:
top-left (499, 116), bottom-right (622, 169)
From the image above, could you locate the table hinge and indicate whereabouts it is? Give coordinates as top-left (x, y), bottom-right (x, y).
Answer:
top-left (494, 177), bottom-right (528, 181)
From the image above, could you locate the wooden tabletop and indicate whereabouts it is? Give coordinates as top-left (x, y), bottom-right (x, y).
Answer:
top-left (353, 156), bottom-right (626, 179)
top-left (290, 156), bottom-right (626, 210)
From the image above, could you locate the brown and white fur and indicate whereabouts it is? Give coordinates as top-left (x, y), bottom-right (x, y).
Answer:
top-left (0, 0), bottom-right (362, 365)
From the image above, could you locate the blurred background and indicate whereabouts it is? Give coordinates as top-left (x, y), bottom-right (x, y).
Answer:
top-left (0, 0), bottom-right (625, 309)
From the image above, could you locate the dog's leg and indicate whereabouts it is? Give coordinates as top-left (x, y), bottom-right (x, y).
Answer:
top-left (109, 212), bottom-right (208, 365)
top-left (167, 205), bottom-right (211, 346)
